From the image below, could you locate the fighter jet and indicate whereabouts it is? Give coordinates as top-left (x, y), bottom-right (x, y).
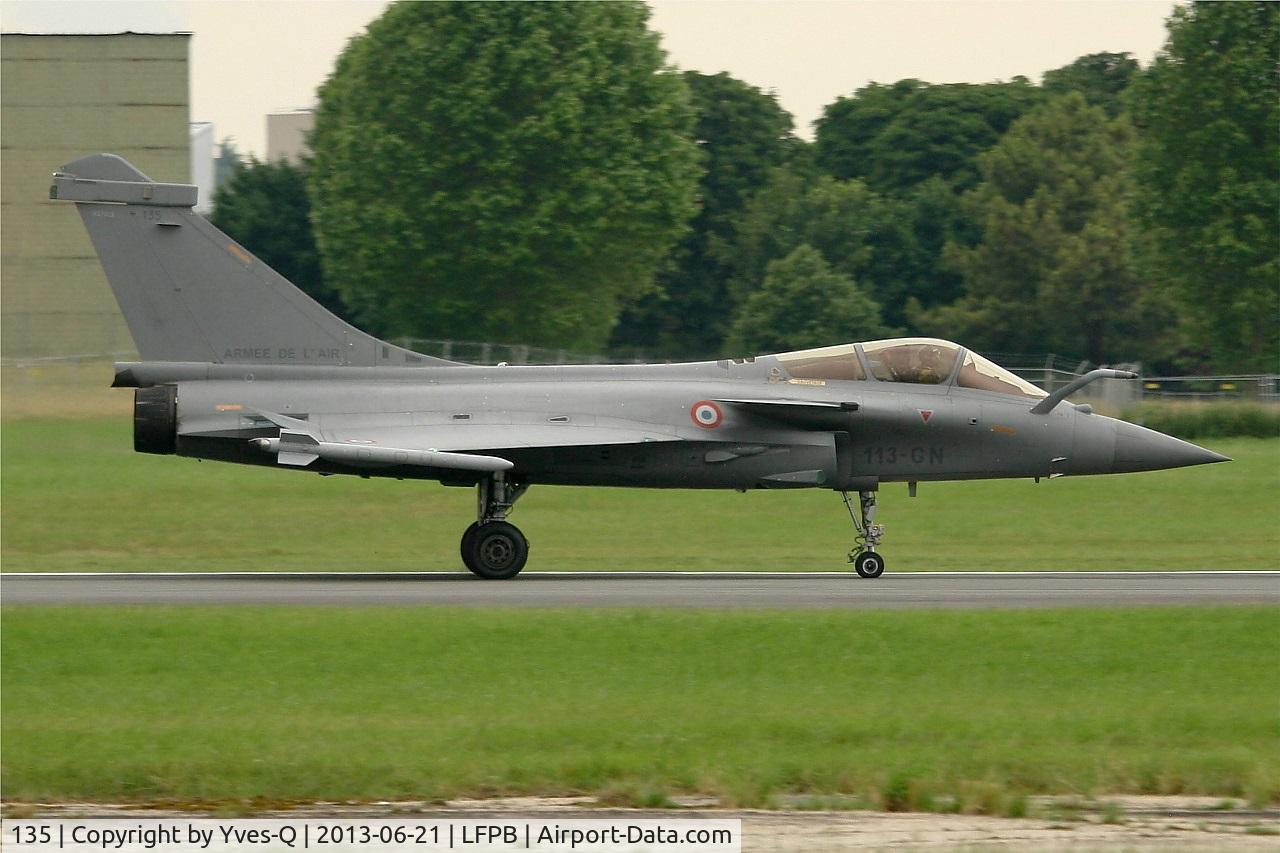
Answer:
top-left (49, 154), bottom-right (1229, 579)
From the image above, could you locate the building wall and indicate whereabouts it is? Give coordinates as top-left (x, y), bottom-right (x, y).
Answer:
top-left (1, 33), bottom-right (190, 359)
top-left (266, 110), bottom-right (313, 164)
top-left (190, 121), bottom-right (215, 214)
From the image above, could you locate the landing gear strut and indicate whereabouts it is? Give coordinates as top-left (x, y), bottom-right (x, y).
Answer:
top-left (461, 473), bottom-right (529, 579)
top-left (842, 490), bottom-right (885, 578)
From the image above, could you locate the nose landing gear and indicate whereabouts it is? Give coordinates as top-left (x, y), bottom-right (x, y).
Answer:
top-left (842, 489), bottom-right (885, 578)
top-left (462, 474), bottom-right (529, 579)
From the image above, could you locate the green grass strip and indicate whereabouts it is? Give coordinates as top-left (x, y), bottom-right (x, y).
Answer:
top-left (3, 606), bottom-right (1277, 807)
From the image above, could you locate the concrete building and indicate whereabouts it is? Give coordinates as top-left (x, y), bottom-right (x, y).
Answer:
top-left (1, 33), bottom-right (190, 359)
top-left (266, 109), bottom-right (314, 163)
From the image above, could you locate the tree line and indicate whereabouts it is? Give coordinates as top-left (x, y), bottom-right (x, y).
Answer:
top-left (211, 1), bottom-right (1278, 373)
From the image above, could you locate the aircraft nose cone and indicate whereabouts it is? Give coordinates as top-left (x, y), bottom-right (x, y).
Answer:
top-left (1112, 421), bottom-right (1231, 474)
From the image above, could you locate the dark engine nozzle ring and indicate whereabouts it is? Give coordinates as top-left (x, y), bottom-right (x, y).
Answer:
top-left (133, 384), bottom-right (177, 455)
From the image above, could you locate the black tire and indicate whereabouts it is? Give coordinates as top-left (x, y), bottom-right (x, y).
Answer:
top-left (853, 551), bottom-right (885, 579)
top-left (462, 521), bottom-right (529, 579)
top-left (460, 522), bottom-right (481, 565)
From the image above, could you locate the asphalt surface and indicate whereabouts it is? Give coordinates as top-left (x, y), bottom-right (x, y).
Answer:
top-left (2, 571), bottom-right (1276, 609)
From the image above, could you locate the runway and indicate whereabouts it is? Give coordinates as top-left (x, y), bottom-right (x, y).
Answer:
top-left (3, 571), bottom-right (1277, 609)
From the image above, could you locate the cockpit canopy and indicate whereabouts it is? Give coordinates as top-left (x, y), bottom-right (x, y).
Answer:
top-left (772, 338), bottom-right (1047, 400)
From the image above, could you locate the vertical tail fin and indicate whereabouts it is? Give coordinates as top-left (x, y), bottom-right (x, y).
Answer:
top-left (50, 153), bottom-right (455, 367)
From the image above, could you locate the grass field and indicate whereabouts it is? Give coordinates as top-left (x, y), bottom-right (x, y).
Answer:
top-left (2, 606), bottom-right (1276, 808)
top-left (2, 417), bottom-right (1276, 572)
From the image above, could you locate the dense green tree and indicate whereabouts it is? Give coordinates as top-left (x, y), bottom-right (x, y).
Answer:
top-left (917, 94), bottom-right (1175, 364)
top-left (611, 71), bottom-right (796, 357)
top-left (309, 1), bottom-right (701, 350)
top-left (863, 177), bottom-right (973, 329)
top-left (723, 169), bottom-right (877, 305)
top-left (1043, 52), bottom-right (1138, 118)
top-left (211, 158), bottom-right (344, 317)
top-left (724, 244), bottom-right (889, 354)
top-left (1129, 1), bottom-right (1279, 372)
top-left (814, 79), bottom-right (1043, 194)
top-left (719, 169), bottom-right (967, 332)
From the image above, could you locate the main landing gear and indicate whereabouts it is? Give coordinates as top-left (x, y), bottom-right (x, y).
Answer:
top-left (461, 473), bottom-right (529, 579)
top-left (842, 490), bottom-right (886, 578)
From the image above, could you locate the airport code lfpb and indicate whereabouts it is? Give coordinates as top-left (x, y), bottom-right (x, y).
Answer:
top-left (4, 820), bottom-right (743, 853)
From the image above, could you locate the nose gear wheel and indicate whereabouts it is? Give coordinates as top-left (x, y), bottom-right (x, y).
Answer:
top-left (842, 489), bottom-right (886, 578)
top-left (852, 550), bottom-right (885, 579)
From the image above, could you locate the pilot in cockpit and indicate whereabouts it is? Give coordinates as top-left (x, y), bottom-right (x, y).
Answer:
top-left (914, 345), bottom-right (948, 384)
top-left (883, 344), bottom-right (947, 384)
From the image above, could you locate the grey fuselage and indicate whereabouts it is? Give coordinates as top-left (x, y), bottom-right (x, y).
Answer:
top-left (120, 355), bottom-right (1152, 492)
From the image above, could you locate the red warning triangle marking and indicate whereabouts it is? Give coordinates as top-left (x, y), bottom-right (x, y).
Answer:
top-left (919, 410), bottom-right (934, 423)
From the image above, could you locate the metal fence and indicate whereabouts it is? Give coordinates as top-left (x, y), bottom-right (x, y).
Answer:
top-left (1124, 374), bottom-right (1279, 403)
top-left (988, 352), bottom-right (1279, 406)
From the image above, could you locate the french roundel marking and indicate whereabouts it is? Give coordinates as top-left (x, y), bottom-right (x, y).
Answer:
top-left (691, 400), bottom-right (724, 429)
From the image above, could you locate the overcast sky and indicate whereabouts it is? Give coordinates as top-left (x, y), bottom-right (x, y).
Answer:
top-left (3, 0), bottom-right (1177, 157)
